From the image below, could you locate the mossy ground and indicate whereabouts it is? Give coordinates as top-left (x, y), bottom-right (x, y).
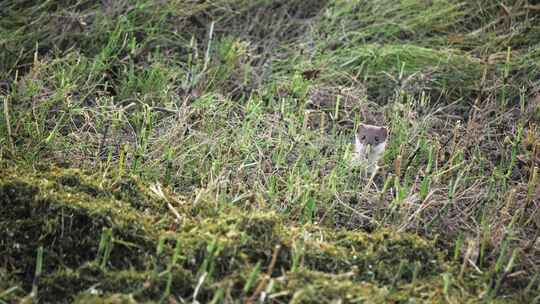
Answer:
top-left (1, 0), bottom-right (540, 303)
top-left (0, 165), bottom-right (520, 303)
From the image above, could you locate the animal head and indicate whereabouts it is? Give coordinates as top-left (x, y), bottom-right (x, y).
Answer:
top-left (356, 123), bottom-right (388, 147)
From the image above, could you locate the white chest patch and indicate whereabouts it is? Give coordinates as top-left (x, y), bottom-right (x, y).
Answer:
top-left (352, 136), bottom-right (386, 172)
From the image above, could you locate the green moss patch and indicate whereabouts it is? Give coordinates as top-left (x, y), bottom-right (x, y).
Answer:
top-left (0, 165), bottom-right (524, 303)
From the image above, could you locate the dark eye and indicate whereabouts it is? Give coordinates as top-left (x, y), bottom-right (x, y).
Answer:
top-left (374, 137), bottom-right (379, 142)
top-left (361, 136), bottom-right (366, 140)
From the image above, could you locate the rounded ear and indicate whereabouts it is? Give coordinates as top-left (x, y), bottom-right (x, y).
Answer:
top-left (357, 123), bottom-right (366, 135)
top-left (381, 127), bottom-right (389, 138)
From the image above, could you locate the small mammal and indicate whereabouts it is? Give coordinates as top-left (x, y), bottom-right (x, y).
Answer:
top-left (352, 123), bottom-right (388, 174)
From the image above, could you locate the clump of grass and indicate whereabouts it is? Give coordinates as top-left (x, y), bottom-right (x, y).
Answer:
top-left (317, 43), bottom-right (484, 102)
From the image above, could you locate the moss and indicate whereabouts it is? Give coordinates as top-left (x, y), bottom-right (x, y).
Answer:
top-left (0, 165), bottom-right (524, 302)
top-left (299, 229), bottom-right (441, 284)
top-left (39, 264), bottom-right (195, 303)
top-left (277, 268), bottom-right (518, 304)
top-left (74, 293), bottom-right (138, 304)
top-left (111, 177), bottom-right (165, 212)
top-left (56, 173), bottom-right (102, 198)
top-left (0, 166), bottom-right (158, 297)
top-left (280, 270), bottom-right (388, 303)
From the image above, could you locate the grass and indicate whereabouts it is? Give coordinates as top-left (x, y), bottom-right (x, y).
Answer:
top-left (0, 165), bottom-right (482, 302)
top-left (1, 0), bottom-right (540, 302)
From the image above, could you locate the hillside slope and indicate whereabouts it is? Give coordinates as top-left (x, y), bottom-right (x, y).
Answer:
top-left (1, 0), bottom-right (539, 302)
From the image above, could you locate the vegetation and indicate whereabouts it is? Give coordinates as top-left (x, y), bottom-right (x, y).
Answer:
top-left (1, 0), bottom-right (539, 302)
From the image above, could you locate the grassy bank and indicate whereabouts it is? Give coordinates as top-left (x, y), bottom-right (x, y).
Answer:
top-left (1, 0), bottom-right (540, 302)
top-left (0, 164), bottom-right (524, 302)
